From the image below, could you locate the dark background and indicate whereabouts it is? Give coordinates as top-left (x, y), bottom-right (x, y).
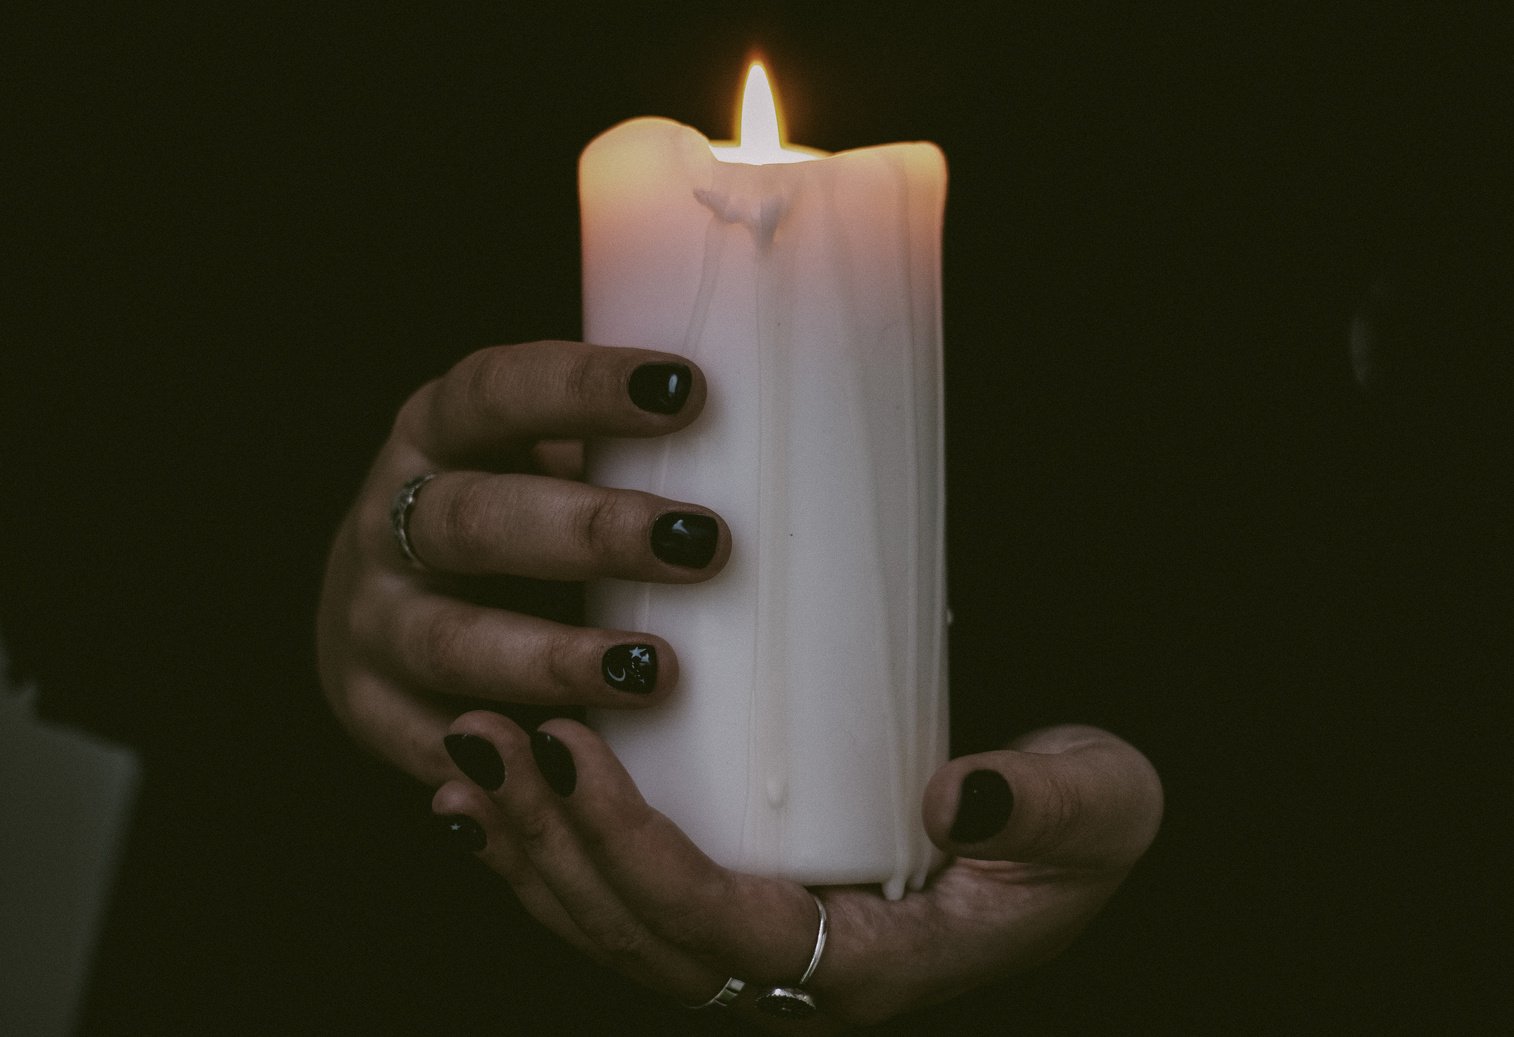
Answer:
top-left (7, 2), bottom-right (1511, 1033)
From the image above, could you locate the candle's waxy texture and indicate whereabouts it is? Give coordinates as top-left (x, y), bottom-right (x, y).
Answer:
top-left (580, 111), bottom-right (947, 898)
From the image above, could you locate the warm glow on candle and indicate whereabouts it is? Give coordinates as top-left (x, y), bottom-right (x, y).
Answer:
top-left (581, 62), bottom-right (946, 895)
top-left (711, 62), bottom-right (817, 165)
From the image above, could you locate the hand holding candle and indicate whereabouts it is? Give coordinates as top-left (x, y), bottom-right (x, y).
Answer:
top-left (315, 339), bottom-right (732, 786)
top-left (434, 714), bottom-right (1163, 1027)
top-left (314, 57), bottom-right (1162, 1029)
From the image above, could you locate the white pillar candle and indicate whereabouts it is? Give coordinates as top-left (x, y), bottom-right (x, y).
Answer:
top-left (582, 64), bottom-right (947, 899)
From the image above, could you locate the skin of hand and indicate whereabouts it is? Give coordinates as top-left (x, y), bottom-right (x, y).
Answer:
top-left (316, 340), bottom-right (730, 785)
top-left (318, 337), bottom-right (1163, 1027)
top-left (433, 714), bottom-right (1163, 1032)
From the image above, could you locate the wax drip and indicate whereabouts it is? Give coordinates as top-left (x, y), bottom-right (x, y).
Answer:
top-left (747, 207), bottom-right (790, 865)
top-left (694, 188), bottom-right (790, 247)
top-left (694, 161), bottom-right (793, 248)
top-left (885, 171), bottom-right (917, 898)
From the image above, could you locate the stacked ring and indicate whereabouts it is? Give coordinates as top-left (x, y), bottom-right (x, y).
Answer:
top-left (687, 976), bottom-right (745, 1010)
top-left (686, 892), bottom-right (829, 1017)
top-left (753, 893), bottom-right (828, 1018)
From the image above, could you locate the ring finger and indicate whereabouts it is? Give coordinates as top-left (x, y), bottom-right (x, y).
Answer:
top-left (384, 471), bottom-right (730, 581)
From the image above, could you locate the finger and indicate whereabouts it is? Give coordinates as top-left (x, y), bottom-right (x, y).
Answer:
top-left (534, 719), bottom-right (823, 986)
top-left (444, 712), bottom-right (723, 999)
top-left (391, 470), bottom-right (729, 580)
top-left (431, 781), bottom-right (602, 960)
top-left (362, 587), bottom-right (678, 706)
top-left (400, 341), bottom-right (707, 466)
top-left (921, 725), bottom-right (1163, 868)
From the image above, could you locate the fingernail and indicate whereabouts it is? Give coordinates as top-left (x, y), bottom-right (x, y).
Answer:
top-left (628, 362), bottom-right (693, 414)
top-left (602, 643), bottom-right (658, 694)
top-left (530, 730), bottom-right (577, 797)
top-left (440, 814), bottom-right (486, 853)
top-left (651, 513), bottom-right (718, 568)
top-left (444, 733), bottom-right (506, 791)
top-left (949, 769), bottom-right (1013, 843)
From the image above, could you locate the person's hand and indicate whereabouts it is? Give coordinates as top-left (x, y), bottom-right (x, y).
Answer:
top-left (317, 340), bottom-right (729, 784)
top-left (431, 713), bottom-right (1163, 1031)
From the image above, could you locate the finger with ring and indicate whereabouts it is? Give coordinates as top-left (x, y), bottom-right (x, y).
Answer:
top-left (390, 472), bottom-right (438, 568)
top-left (753, 893), bottom-right (828, 1018)
top-left (686, 976), bottom-right (745, 1010)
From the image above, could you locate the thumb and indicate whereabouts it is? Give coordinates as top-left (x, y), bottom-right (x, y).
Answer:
top-left (922, 725), bottom-right (1162, 868)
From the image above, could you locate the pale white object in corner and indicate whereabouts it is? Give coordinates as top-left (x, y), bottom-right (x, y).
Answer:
top-left (0, 642), bottom-right (139, 1037)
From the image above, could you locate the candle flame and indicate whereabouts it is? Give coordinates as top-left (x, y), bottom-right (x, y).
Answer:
top-left (711, 62), bottom-right (816, 165)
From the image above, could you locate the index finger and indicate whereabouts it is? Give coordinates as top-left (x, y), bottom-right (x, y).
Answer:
top-left (400, 341), bottom-right (707, 466)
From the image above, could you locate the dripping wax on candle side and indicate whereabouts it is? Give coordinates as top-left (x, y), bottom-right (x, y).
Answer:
top-left (580, 72), bottom-right (948, 895)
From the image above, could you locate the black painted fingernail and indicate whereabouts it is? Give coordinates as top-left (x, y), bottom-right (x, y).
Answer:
top-left (650, 513), bottom-right (718, 568)
top-left (440, 814), bottom-right (486, 853)
top-left (444, 733), bottom-right (506, 791)
top-left (530, 730), bottom-right (577, 797)
top-left (949, 769), bottom-right (1013, 843)
top-left (602, 643), bottom-right (658, 694)
top-left (629, 362), bottom-right (693, 414)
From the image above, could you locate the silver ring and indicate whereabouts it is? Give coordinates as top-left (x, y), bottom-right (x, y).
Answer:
top-left (753, 893), bottom-right (828, 1018)
top-left (390, 472), bottom-right (437, 568)
top-left (686, 976), bottom-right (744, 1010)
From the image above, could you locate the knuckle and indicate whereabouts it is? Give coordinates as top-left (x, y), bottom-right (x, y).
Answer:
top-left (438, 478), bottom-right (492, 556)
top-left (588, 913), bottom-right (656, 966)
top-left (513, 818), bottom-right (553, 858)
top-left (457, 348), bottom-right (508, 418)
top-left (557, 348), bottom-right (597, 410)
top-left (566, 490), bottom-right (623, 559)
top-left (540, 630), bottom-right (583, 700)
top-left (410, 606), bottom-right (470, 687)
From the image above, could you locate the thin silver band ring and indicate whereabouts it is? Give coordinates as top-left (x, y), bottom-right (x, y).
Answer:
top-left (390, 472), bottom-right (437, 568)
top-left (753, 893), bottom-right (828, 1018)
top-left (797, 893), bottom-right (828, 987)
top-left (687, 976), bottom-right (745, 1010)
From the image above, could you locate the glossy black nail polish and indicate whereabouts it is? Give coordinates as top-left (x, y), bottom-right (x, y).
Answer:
top-left (440, 814), bottom-right (486, 853)
top-left (949, 769), bottom-right (1013, 843)
top-left (444, 733), bottom-right (506, 791)
top-left (650, 513), bottom-right (718, 568)
top-left (628, 362), bottom-right (693, 414)
top-left (531, 730), bottom-right (577, 797)
top-left (602, 643), bottom-right (658, 694)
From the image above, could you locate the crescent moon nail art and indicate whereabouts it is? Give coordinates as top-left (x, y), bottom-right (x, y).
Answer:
top-left (602, 643), bottom-right (658, 694)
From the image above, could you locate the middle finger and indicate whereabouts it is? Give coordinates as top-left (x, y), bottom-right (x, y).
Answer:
top-left (363, 587), bottom-right (678, 707)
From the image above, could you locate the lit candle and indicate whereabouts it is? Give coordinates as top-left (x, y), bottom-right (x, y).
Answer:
top-left (582, 63), bottom-right (947, 899)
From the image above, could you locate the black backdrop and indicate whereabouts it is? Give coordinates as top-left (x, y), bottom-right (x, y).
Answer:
top-left (7, 3), bottom-right (1511, 1033)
